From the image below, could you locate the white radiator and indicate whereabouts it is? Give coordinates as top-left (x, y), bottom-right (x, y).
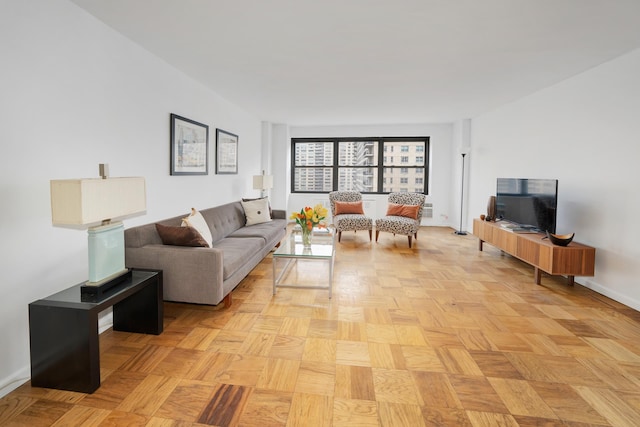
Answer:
top-left (423, 202), bottom-right (433, 218)
top-left (362, 199), bottom-right (376, 215)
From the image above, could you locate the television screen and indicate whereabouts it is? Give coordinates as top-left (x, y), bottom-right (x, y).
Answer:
top-left (496, 178), bottom-right (558, 233)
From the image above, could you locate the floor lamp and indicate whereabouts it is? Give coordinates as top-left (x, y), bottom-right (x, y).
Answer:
top-left (455, 149), bottom-right (470, 235)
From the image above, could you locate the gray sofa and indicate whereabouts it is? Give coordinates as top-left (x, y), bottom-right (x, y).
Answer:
top-left (124, 201), bottom-right (287, 306)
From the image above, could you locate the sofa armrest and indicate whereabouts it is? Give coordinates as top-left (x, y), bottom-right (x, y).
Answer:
top-left (272, 209), bottom-right (286, 220)
top-left (125, 244), bottom-right (226, 305)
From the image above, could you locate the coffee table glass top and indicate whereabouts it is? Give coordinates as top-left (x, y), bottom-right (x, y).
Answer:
top-left (273, 227), bottom-right (335, 258)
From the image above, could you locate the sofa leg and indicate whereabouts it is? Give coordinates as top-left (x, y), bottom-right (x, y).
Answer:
top-left (368, 230), bottom-right (372, 241)
top-left (223, 293), bottom-right (232, 308)
top-left (338, 231), bottom-right (342, 242)
top-left (408, 235), bottom-right (413, 248)
top-left (375, 230), bottom-right (380, 242)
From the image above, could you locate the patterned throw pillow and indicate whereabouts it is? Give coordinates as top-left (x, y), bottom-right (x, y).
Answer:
top-left (386, 203), bottom-right (420, 219)
top-left (156, 223), bottom-right (209, 247)
top-left (181, 208), bottom-right (213, 247)
top-left (334, 200), bottom-right (365, 215)
top-left (241, 198), bottom-right (272, 226)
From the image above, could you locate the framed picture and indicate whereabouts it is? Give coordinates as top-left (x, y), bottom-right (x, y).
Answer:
top-left (170, 114), bottom-right (209, 175)
top-left (216, 128), bottom-right (238, 174)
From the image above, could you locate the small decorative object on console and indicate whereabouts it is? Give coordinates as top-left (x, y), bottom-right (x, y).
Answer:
top-left (290, 204), bottom-right (328, 247)
top-left (546, 231), bottom-right (575, 246)
top-left (486, 195), bottom-right (496, 221)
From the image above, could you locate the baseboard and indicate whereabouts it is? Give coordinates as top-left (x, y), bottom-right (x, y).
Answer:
top-left (0, 366), bottom-right (30, 398)
top-left (98, 308), bottom-right (114, 334)
top-left (582, 278), bottom-right (640, 312)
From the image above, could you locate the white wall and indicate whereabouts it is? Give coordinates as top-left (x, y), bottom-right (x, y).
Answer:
top-left (287, 123), bottom-right (455, 225)
top-left (0, 0), bottom-right (263, 396)
top-left (468, 48), bottom-right (640, 310)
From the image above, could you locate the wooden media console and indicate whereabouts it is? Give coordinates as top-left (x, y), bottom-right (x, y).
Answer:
top-left (473, 218), bottom-right (595, 285)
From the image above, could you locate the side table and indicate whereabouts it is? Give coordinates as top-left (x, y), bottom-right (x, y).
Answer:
top-left (29, 269), bottom-right (163, 393)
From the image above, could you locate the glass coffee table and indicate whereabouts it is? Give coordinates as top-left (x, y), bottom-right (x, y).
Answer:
top-left (273, 227), bottom-right (336, 298)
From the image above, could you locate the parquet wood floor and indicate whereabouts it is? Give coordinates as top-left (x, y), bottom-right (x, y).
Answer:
top-left (3, 226), bottom-right (640, 426)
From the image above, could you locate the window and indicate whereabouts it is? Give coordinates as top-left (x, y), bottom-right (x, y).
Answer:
top-left (292, 136), bottom-right (429, 194)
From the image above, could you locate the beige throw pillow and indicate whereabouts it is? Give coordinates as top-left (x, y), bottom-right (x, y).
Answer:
top-left (181, 208), bottom-right (213, 247)
top-left (241, 198), bottom-right (272, 226)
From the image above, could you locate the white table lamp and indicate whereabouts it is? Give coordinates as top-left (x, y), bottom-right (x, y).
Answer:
top-left (50, 164), bottom-right (146, 291)
top-left (252, 170), bottom-right (273, 198)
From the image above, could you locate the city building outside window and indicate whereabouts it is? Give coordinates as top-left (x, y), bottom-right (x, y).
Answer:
top-left (292, 137), bottom-right (429, 194)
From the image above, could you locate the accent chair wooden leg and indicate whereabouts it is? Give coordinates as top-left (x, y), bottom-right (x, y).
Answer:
top-left (338, 231), bottom-right (342, 242)
top-left (223, 293), bottom-right (232, 308)
top-left (375, 230), bottom-right (380, 242)
top-left (408, 236), bottom-right (413, 248)
top-left (368, 230), bottom-right (372, 241)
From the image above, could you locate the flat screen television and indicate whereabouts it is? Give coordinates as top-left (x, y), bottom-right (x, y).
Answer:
top-left (496, 178), bottom-right (558, 233)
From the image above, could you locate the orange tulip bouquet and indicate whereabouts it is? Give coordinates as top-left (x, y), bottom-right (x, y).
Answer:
top-left (289, 204), bottom-right (328, 246)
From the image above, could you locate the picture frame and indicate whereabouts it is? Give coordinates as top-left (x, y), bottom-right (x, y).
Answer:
top-left (216, 128), bottom-right (238, 174)
top-left (170, 114), bottom-right (209, 175)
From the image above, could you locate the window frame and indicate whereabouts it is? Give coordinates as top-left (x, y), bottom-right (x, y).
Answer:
top-left (291, 136), bottom-right (429, 194)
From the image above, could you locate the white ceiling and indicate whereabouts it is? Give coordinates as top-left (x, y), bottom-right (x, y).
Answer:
top-left (70, 0), bottom-right (640, 126)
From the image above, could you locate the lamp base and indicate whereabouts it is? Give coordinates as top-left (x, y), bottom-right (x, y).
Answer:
top-left (88, 221), bottom-right (126, 283)
top-left (81, 269), bottom-right (132, 302)
top-left (454, 231), bottom-right (467, 235)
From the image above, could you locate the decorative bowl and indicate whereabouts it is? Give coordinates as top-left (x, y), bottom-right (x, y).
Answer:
top-left (546, 231), bottom-right (574, 246)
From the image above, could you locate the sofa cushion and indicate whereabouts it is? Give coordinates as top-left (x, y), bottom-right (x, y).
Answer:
top-left (229, 219), bottom-right (287, 244)
top-left (199, 202), bottom-right (246, 242)
top-left (155, 223), bottom-right (209, 247)
top-left (212, 237), bottom-right (264, 280)
top-left (181, 208), bottom-right (213, 247)
top-left (241, 198), bottom-right (272, 226)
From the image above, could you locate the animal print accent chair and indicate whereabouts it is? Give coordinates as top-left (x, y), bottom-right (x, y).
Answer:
top-left (375, 192), bottom-right (426, 248)
top-left (328, 191), bottom-right (373, 242)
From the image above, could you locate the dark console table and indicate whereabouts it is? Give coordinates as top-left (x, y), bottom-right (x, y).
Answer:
top-left (29, 269), bottom-right (163, 393)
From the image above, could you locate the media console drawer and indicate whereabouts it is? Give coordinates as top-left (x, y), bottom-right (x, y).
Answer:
top-left (473, 219), bottom-right (595, 285)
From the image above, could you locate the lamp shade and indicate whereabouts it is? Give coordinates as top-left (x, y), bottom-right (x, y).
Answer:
top-left (51, 177), bottom-right (146, 226)
top-left (252, 174), bottom-right (273, 191)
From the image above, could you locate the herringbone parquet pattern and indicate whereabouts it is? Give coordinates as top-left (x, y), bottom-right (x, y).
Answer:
top-left (3, 226), bottom-right (640, 426)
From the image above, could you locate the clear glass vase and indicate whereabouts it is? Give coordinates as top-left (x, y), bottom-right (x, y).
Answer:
top-left (301, 227), bottom-right (313, 248)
